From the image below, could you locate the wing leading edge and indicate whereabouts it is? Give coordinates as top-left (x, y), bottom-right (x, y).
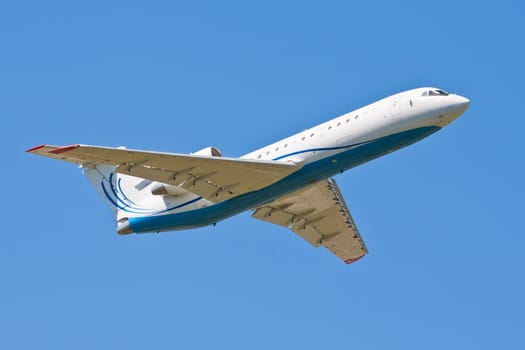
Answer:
top-left (26, 144), bottom-right (301, 202)
top-left (252, 179), bottom-right (367, 264)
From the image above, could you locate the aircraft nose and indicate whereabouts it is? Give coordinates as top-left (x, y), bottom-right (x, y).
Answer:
top-left (444, 94), bottom-right (470, 122)
top-left (438, 94), bottom-right (470, 125)
top-left (454, 94), bottom-right (471, 112)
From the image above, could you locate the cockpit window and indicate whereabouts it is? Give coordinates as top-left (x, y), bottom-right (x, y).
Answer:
top-left (430, 89), bottom-right (449, 96)
top-left (422, 89), bottom-right (449, 97)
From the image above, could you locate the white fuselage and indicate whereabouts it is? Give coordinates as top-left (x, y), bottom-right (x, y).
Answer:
top-left (243, 87), bottom-right (468, 163)
top-left (118, 87), bottom-right (469, 233)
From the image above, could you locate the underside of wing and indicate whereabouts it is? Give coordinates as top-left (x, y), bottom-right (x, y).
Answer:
top-left (252, 178), bottom-right (367, 264)
top-left (26, 144), bottom-right (300, 202)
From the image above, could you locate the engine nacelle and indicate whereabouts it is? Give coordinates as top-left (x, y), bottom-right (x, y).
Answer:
top-left (191, 146), bottom-right (223, 157)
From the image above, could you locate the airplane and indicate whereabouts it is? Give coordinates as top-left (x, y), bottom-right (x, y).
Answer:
top-left (27, 87), bottom-right (470, 264)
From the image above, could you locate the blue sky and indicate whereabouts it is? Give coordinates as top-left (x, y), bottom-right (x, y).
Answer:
top-left (2, 1), bottom-right (524, 349)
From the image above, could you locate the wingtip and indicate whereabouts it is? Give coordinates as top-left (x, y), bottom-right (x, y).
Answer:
top-left (344, 254), bottom-right (365, 265)
top-left (26, 144), bottom-right (46, 153)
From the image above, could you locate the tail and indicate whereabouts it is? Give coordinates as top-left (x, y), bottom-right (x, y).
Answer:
top-left (82, 164), bottom-right (154, 234)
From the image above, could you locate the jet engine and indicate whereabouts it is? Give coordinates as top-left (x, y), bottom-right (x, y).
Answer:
top-left (191, 146), bottom-right (223, 157)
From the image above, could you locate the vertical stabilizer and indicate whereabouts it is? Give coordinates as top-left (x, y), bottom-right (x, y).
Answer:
top-left (82, 163), bottom-right (180, 234)
top-left (83, 164), bottom-right (120, 214)
top-left (82, 164), bottom-right (152, 234)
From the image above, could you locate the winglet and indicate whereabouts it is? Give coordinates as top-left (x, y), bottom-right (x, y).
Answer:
top-left (26, 144), bottom-right (46, 153)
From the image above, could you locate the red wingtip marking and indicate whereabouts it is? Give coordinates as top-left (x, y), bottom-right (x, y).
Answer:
top-left (344, 254), bottom-right (365, 265)
top-left (26, 144), bottom-right (46, 153)
top-left (49, 144), bottom-right (80, 154)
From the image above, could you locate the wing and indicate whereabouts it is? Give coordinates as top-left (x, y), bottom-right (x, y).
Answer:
top-left (252, 178), bottom-right (367, 264)
top-left (26, 144), bottom-right (300, 202)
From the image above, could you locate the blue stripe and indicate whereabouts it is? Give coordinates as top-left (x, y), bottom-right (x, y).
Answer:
top-left (271, 140), bottom-right (370, 161)
top-left (101, 174), bottom-right (203, 215)
top-left (117, 177), bottom-right (138, 205)
top-left (101, 180), bottom-right (140, 213)
top-left (128, 126), bottom-right (441, 233)
top-left (154, 197), bottom-right (203, 214)
top-left (108, 173), bottom-right (135, 209)
top-left (108, 173), bottom-right (149, 212)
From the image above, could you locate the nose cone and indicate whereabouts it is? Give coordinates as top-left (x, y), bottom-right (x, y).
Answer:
top-left (442, 94), bottom-right (470, 124)
top-left (453, 94), bottom-right (471, 113)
